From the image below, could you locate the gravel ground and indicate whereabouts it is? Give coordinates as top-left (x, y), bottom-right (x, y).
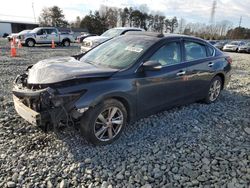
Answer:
top-left (0, 38), bottom-right (249, 188)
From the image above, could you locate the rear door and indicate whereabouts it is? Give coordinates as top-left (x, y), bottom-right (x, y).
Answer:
top-left (45, 29), bottom-right (60, 43)
top-left (182, 40), bottom-right (217, 98)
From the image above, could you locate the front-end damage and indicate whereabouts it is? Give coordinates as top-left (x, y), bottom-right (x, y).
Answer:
top-left (12, 73), bottom-right (87, 129)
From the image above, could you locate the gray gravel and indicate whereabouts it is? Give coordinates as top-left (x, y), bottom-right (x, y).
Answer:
top-left (0, 38), bottom-right (249, 187)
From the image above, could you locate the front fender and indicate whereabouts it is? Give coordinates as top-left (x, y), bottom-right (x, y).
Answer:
top-left (74, 79), bottom-right (137, 121)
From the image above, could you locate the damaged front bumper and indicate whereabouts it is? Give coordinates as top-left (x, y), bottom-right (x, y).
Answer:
top-left (12, 74), bottom-right (87, 128)
top-left (13, 84), bottom-right (55, 127)
top-left (13, 94), bottom-right (42, 125)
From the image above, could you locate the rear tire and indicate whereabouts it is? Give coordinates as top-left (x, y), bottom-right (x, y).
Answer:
top-left (62, 39), bottom-right (70, 47)
top-left (203, 76), bottom-right (222, 104)
top-left (80, 99), bottom-right (127, 145)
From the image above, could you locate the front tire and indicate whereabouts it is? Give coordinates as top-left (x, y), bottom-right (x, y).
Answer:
top-left (26, 39), bottom-right (35, 47)
top-left (203, 76), bottom-right (222, 104)
top-left (80, 99), bottom-right (127, 145)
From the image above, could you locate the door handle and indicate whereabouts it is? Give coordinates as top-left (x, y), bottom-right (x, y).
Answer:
top-left (176, 70), bottom-right (186, 76)
top-left (208, 62), bottom-right (214, 67)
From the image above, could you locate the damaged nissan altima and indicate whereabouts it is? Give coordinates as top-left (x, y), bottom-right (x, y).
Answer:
top-left (13, 32), bottom-right (231, 145)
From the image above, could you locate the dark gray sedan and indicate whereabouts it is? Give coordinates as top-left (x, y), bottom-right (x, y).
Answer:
top-left (12, 33), bottom-right (232, 145)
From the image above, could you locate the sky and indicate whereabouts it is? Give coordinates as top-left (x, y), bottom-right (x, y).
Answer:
top-left (0, 0), bottom-right (250, 28)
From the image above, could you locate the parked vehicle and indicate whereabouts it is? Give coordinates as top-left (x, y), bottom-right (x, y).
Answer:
top-left (2, 33), bottom-right (9, 38)
top-left (214, 41), bottom-right (228, 50)
top-left (208, 40), bottom-right (218, 45)
top-left (18, 27), bottom-right (75, 47)
top-left (8, 30), bottom-right (31, 41)
top-left (77, 33), bottom-right (97, 43)
top-left (12, 33), bottom-right (232, 145)
top-left (81, 27), bottom-right (144, 53)
top-left (238, 42), bottom-right (250, 53)
top-left (223, 41), bottom-right (245, 52)
top-left (7, 33), bottom-right (19, 41)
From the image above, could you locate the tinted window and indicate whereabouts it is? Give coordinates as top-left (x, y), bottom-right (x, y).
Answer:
top-left (37, 29), bottom-right (46, 35)
top-left (207, 46), bottom-right (215, 56)
top-left (185, 41), bottom-right (207, 61)
top-left (46, 29), bottom-right (57, 34)
top-left (149, 42), bottom-right (181, 66)
top-left (101, 29), bottom-right (124, 38)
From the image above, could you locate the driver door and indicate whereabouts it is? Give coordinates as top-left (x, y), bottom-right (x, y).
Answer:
top-left (136, 40), bottom-right (190, 115)
top-left (36, 29), bottom-right (48, 44)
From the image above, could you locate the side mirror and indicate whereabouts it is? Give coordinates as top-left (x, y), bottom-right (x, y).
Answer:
top-left (142, 60), bottom-right (162, 71)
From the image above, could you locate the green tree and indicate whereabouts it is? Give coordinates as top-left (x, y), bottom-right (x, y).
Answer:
top-left (38, 7), bottom-right (51, 26)
top-left (80, 11), bottom-right (107, 35)
top-left (165, 16), bottom-right (178, 33)
top-left (39, 6), bottom-right (68, 27)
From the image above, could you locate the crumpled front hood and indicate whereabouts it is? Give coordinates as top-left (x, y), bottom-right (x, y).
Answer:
top-left (27, 57), bottom-right (117, 84)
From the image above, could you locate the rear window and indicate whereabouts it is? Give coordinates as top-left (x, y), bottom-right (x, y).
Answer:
top-left (184, 41), bottom-right (207, 61)
top-left (207, 46), bottom-right (215, 56)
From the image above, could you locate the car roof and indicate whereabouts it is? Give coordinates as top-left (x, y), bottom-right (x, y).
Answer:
top-left (125, 31), bottom-right (208, 42)
top-left (35, 27), bottom-right (56, 29)
top-left (112, 27), bottom-right (144, 31)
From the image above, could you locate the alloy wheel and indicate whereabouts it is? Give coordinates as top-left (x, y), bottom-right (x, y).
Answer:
top-left (208, 80), bottom-right (221, 102)
top-left (94, 107), bottom-right (124, 141)
top-left (28, 40), bottom-right (34, 47)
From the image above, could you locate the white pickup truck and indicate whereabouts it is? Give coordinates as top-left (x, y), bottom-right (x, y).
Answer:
top-left (18, 27), bottom-right (75, 47)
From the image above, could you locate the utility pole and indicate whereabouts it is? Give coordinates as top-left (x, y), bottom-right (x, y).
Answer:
top-left (32, 2), bottom-right (36, 23)
top-left (209, 0), bottom-right (217, 40)
top-left (209, 0), bottom-right (217, 24)
top-left (239, 16), bottom-right (242, 28)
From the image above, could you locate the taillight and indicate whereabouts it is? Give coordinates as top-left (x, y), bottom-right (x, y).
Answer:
top-left (226, 57), bottom-right (232, 64)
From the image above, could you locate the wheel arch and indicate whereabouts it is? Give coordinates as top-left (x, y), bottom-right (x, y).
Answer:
top-left (25, 38), bottom-right (36, 44)
top-left (214, 73), bottom-right (225, 89)
top-left (62, 38), bottom-right (70, 42)
top-left (109, 96), bottom-right (132, 123)
top-left (87, 94), bottom-right (135, 124)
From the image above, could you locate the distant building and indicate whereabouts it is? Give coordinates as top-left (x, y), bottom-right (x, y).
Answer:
top-left (0, 20), bottom-right (39, 36)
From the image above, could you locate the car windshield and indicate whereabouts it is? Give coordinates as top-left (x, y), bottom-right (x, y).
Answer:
top-left (80, 36), bottom-right (156, 69)
top-left (18, 30), bottom-right (30, 35)
top-left (216, 42), bottom-right (225, 45)
top-left (101, 29), bottom-right (124, 38)
top-left (229, 41), bottom-right (239, 45)
top-left (30, 28), bottom-right (41, 33)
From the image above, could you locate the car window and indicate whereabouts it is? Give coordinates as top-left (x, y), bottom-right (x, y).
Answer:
top-left (185, 41), bottom-right (207, 61)
top-left (37, 29), bottom-right (46, 35)
top-left (46, 29), bottom-right (57, 34)
top-left (207, 46), bottom-right (215, 56)
top-left (101, 29), bottom-right (124, 38)
top-left (148, 42), bottom-right (181, 66)
top-left (122, 29), bottom-right (141, 35)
